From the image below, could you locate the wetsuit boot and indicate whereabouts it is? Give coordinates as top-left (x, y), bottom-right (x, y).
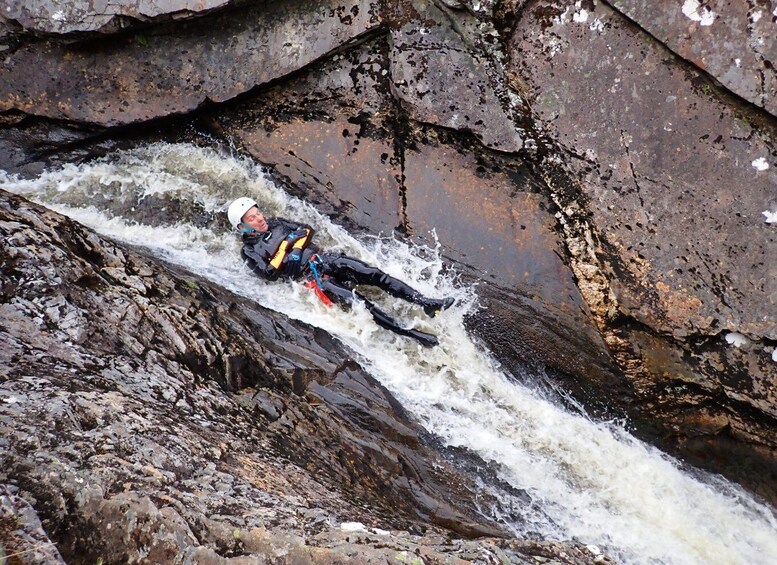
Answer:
top-left (419, 296), bottom-right (455, 318)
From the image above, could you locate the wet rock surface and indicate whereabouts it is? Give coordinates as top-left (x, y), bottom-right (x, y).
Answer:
top-left (213, 35), bottom-right (616, 402)
top-left (610, 0), bottom-right (777, 119)
top-left (0, 191), bottom-right (612, 564)
top-left (388, 0), bottom-right (524, 152)
top-left (0, 0), bottom-right (234, 35)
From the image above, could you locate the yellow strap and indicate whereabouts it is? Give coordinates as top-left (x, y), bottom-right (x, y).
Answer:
top-left (269, 229), bottom-right (310, 269)
top-left (269, 240), bottom-right (290, 269)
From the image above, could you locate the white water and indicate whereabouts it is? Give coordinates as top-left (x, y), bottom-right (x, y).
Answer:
top-left (3, 143), bottom-right (776, 565)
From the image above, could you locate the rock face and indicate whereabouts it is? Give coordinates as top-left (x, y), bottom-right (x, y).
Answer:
top-left (0, 0), bottom-right (233, 35)
top-left (213, 35), bottom-right (621, 402)
top-left (507, 0), bottom-right (777, 500)
top-left (610, 0), bottom-right (777, 119)
top-left (0, 191), bottom-right (611, 564)
top-left (0, 0), bottom-right (381, 125)
top-left (388, 0), bottom-right (524, 152)
top-left (0, 485), bottom-right (66, 565)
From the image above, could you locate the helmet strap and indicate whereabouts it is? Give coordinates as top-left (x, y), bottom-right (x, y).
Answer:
top-left (238, 222), bottom-right (256, 234)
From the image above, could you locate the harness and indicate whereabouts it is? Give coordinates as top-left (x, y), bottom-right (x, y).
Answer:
top-left (303, 254), bottom-right (333, 306)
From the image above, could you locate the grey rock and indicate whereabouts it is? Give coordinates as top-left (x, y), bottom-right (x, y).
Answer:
top-left (610, 0), bottom-right (777, 119)
top-left (0, 0), bottom-right (233, 35)
top-left (0, 485), bottom-right (66, 565)
top-left (389, 0), bottom-right (523, 152)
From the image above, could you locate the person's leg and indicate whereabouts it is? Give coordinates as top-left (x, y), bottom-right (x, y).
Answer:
top-left (353, 290), bottom-right (439, 347)
top-left (317, 277), bottom-right (356, 307)
top-left (318, 277), bottom-right (438, 347)
top-left (320, 254), bottom-right (454, 317)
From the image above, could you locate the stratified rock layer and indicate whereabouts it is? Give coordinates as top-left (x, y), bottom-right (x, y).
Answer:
top-left (0, 0), bottom-right (233, 34)
top-left (0, 0), bottom-right (380, 125)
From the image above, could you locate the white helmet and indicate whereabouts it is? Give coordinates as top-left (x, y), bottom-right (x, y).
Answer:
top-left (227, 197), bottom-right (257, 230)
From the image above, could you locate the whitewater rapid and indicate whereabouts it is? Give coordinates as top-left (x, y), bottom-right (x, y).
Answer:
top-left (3, 143), bottom-right (776, 565)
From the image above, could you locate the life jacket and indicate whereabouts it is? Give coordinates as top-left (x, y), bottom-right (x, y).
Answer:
top-left (241, 218), bottom-right (317, 280)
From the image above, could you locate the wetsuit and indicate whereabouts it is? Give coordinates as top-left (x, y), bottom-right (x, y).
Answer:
top-left (241, 217), bottom-right (450, 346)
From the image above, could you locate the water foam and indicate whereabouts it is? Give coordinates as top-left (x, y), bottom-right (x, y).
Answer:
top-left (3, 143), bottom-right (776, 565)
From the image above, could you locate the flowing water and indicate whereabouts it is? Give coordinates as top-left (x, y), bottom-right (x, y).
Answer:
top-left (3, 143), bottom-right (776, 565)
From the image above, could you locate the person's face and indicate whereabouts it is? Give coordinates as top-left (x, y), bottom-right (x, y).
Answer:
top-left (241, 206), bottom-right (268, 232)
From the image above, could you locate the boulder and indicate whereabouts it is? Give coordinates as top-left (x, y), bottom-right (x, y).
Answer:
top-left (0, 0), bottom-right (381, 125)
top-left (610, 0), bottom-right (777, 119)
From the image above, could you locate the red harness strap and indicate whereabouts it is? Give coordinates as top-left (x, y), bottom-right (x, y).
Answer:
top-left (304, 254), bottom-right (333, 306)
top-left (303, 279), bottom-right (333, 306)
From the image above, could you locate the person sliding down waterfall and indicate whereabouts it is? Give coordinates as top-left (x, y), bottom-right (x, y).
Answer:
top-left (228, 197), bottom-right (455, 347)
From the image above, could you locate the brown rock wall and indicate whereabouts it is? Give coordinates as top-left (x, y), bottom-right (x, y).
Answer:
top-left (510, 0), bottom-right (776, 344)
top-left (507, 0), bottom-right (777, 499)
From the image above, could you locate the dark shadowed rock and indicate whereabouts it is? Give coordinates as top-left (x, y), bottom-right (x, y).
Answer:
top-left (0, 0), bottom-right (233, 35)
top-left (508, 0), bottom-right (777, 501)
top-left (0, 0), bottom-right (381, 125)
top-left (0, 116), bottom-right (105, 177)
top-left (610, 0), bottom-right (777, 119)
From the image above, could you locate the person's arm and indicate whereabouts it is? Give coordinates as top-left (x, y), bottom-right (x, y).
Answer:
top-left (241, 240), bottom-right (282, 281)
top-left (277, 218), bottom-right (315, 244)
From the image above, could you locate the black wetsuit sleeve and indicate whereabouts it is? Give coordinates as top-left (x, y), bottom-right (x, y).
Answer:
top-left (241, 240), bottom-right (281, 281)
